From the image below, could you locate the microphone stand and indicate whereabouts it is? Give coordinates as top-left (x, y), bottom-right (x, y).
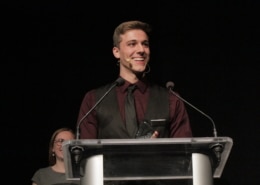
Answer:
top-left (167, 82), bottom-right (223, 164)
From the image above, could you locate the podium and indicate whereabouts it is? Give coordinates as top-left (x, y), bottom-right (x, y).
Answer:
top-left (63, 137), bottom-right (233, 185)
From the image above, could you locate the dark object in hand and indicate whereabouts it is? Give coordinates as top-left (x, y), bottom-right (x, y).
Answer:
top-left (135, 120), bottom-right (154, 139)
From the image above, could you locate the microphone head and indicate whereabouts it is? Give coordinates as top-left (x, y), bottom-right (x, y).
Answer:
top-left (166, 81), bottom-right (174, 89)
top-left (115, 77), bottom-right (125, 86)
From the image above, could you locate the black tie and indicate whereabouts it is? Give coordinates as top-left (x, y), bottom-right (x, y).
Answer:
top-left (125, 85), bottom-right (137, 137)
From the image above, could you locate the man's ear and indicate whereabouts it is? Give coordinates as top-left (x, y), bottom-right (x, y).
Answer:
top-left (112, 47), bottom-right (120, 59)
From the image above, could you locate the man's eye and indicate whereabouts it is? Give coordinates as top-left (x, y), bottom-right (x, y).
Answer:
top-left (128, 43), bottom-right (135, 46)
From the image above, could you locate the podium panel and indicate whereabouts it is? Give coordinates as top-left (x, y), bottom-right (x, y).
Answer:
top-left (63, 137), bottom-right (233, 184)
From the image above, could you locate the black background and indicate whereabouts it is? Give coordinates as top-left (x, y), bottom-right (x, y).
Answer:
top-left (2, 1), bottom-right (260, 185)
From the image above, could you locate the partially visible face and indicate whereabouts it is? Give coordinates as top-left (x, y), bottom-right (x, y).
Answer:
top-left (52, 131), bottom-right (75, 161)
top-left (113, 29), bottom-right (150, 74)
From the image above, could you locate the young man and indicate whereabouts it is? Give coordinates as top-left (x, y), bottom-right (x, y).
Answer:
top-left (76, 19), bottom-right (193, 185)
top-left (77, 20), bottom-right (192, 140)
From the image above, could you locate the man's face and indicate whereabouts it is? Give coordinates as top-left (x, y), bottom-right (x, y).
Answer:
top-left (113, 29), bottom-right (150, 74)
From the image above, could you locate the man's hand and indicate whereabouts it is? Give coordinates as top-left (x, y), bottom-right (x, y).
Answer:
top-left (151, 131), bottom-right (159, 138)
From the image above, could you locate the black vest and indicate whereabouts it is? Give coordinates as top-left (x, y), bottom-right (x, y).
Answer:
top-left (95, 83), bottom-right (170, 138)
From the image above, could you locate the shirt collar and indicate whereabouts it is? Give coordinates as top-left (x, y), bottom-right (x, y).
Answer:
top-left (118, 77), bottom-right (148, 94)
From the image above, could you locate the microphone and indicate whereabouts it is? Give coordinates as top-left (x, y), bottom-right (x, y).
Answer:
top-left (126, 58), bottom-right (131, 62)
top-left (125, 58), bottom-right (134, 69)
top-left (71, 77), bottom-right (125, 164)
top-left (166, 81), bottom-right (223, 163)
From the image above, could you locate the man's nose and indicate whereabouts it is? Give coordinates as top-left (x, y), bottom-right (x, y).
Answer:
top-left (136, 44), bottom-right (145, 53)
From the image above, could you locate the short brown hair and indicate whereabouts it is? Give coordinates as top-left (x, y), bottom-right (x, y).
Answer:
top-left (113, 20), bottom-right (151, 47)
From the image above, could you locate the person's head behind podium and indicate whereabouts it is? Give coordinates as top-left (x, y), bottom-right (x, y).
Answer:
top-left (48, 127), bottom-right (75, 166)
